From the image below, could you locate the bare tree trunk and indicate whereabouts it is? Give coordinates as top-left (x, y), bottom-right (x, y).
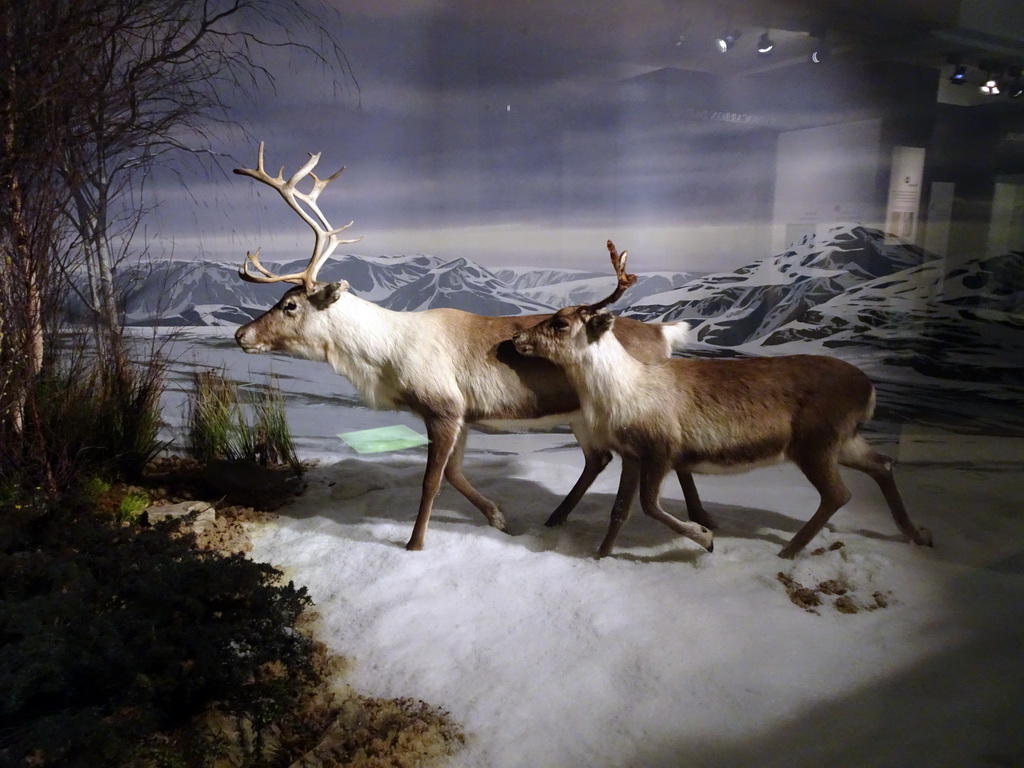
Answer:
top-left (70, 181), bottom-right (122, 356)
top-left (3, 171), bottom-right (56, 492)
top-left (1, 0), bottom-right (354, 491)
top-left (2, 16), bottom-right (44, 435)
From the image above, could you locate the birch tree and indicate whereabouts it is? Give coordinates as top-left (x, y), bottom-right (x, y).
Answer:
top-left (1, 1), bottom-right (75, 469)
top-left (1, 0), bottom-right (352, 486)
top-left (53, 0), bottom-right (353, 354)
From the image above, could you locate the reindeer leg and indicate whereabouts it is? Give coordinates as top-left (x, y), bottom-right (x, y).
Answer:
top-left (675, 468), bottom-right (716, 529)
top-left (597, 456), bottom-right (640, 558)
top-left (443, 423), bottom-right (508, 532)
top-left (406, 415), bottom-right (462, 551)
top-left (639, 458), bottom-right (714, 552)
top-left (839, 437), bottom-right (932, 547)
top-left (546, 429), bottom-right (613, 527)
top-left (779, 455), bottom-right (851, 559)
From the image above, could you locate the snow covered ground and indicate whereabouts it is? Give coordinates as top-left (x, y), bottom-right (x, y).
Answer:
top-left (250, 436), bottom-right (1024, 768)
top-left (159, 328), bottom-right (1024, 768)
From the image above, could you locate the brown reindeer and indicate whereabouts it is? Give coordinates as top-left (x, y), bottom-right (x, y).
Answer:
top-left (231, 144), bottom-right (704, 550)
top-left (512, 274), bottom-right (933, 558)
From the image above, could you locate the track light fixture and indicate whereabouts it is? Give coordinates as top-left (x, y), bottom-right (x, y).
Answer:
top-left (716, 30), bottom-right (740, 53)
top-left (979, 62), bottom-right (1003, 95)
top-left (757, 31), bottom-right (774, 54)
top-left (944, 56), bottom-right (1024, 97)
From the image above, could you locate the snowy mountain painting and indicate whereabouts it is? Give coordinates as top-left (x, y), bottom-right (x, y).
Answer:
top-left (492, 267), bottom-right (699, 310)
top-left (130, 223), bottom-right (1024, 435)
top-left (119, 253), bottom-right (699, 325)
top-left (628, 225), bottom-right (939, 346)
top-left (377, 258), bottom-right (555, 315)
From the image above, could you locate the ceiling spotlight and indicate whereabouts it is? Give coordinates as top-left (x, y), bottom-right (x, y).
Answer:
top-left (979, 61), bottom-right (1005, 95)
top-left (757, 31), bottom-right (774, 54)
top-left (716, 31), bottom-right (740, 53)
top-left (809, 26), bottom-right (829, 64)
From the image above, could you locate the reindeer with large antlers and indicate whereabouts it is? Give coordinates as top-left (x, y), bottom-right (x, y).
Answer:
top-left (233, 143), bottom-right (704, 551)
top-left (512, 263), bottom-right (933, 559)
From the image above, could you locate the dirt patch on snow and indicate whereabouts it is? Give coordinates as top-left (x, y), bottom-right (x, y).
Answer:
top-left (777, 542), bottom-right (894, 615)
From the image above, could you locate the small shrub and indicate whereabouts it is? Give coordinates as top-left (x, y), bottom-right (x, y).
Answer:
top-left (0, 485), bottom-right (50, 551)
top-left (79, 475), bottom-right (112, 505)
top-left (5, 349), bottom-right (168, 493)
top-left (0, 505), bottom-right (318, 767)
top-left (69, 476), bottom-right (150, 524)
top-left (116, 489), bottom-right (150, 523)
top-left (250, 382), bottom-right (300, 473)
top-left (186, 370), bottom-right (301, 474)
top-left (99, 353), bottom-right (168, 478)
top-left (187, 369), bottom-right (241, 464)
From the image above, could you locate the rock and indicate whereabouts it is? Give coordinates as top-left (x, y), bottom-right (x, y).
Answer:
top-left (145, 500), bottom-right (216, 525)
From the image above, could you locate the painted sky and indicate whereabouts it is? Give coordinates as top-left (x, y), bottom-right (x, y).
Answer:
top-left (145, 0), bottom-right (934, 272)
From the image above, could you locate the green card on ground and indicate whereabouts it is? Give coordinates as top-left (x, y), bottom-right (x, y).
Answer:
top-left (338, 425), bottom-right (431, 454)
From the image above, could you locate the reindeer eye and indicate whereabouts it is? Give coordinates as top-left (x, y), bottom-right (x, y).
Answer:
top-left (283, 300), bottom-right (298, 312)
top-left (552, 318), bottom-right (570, 331)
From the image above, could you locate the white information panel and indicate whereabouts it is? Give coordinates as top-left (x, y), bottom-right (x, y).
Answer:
top-left (884, 146), bottom-right (926, 243)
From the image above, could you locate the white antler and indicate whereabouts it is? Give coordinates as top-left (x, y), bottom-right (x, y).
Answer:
top-left (234, 141), bottom-right (361, 292)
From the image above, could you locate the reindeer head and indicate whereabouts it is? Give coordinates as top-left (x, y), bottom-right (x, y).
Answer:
top-left (513, 240), bottom-right (633, 363)
top-left (235, 281), bottom-right (348, 354)
top-left (233, 143), bottom-right (361, 354)
top-left (513, 305), bottom-right (618, 363)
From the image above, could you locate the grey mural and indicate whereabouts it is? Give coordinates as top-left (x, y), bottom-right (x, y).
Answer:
top-left (118, 222), bottom-right (1024, 435)
top-left (126, 1), bottom-right (1024, 444)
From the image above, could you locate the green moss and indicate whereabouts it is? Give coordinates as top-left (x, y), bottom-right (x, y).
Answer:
top-left (116, 490), bottom-right (150, 524)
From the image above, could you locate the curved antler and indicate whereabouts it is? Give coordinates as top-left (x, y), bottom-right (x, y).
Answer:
top-left (587, 240), bottom-right (638, 310)
top-left (235, 142), bottom-right (362, 292)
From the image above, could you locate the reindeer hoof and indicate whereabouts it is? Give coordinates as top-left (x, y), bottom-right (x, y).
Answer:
top-left (405, 539), bottom-right (424, 552)
top-left (487, 509), bottom-right (509, 533)
top-left (689, 525), bottom-right (714, 553)
top-left (777, 545), bottom-right (799, 559)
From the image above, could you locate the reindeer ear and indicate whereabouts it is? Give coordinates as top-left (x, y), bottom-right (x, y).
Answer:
top-left (310, 280), bottom-right (348, 309)
top-left (584, 308), bottom-right (615, 340)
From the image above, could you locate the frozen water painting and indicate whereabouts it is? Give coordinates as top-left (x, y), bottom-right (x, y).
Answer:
top-left (143, 225), bottom-right (1024, 768)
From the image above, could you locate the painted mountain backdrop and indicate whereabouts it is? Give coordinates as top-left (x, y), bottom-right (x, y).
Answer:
top-left (114, 224), bottom-right (1023, 433)
top-left (112, 252), bottom-right (702, 326)
top-left (628, 226), bottom-right (939, 346)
